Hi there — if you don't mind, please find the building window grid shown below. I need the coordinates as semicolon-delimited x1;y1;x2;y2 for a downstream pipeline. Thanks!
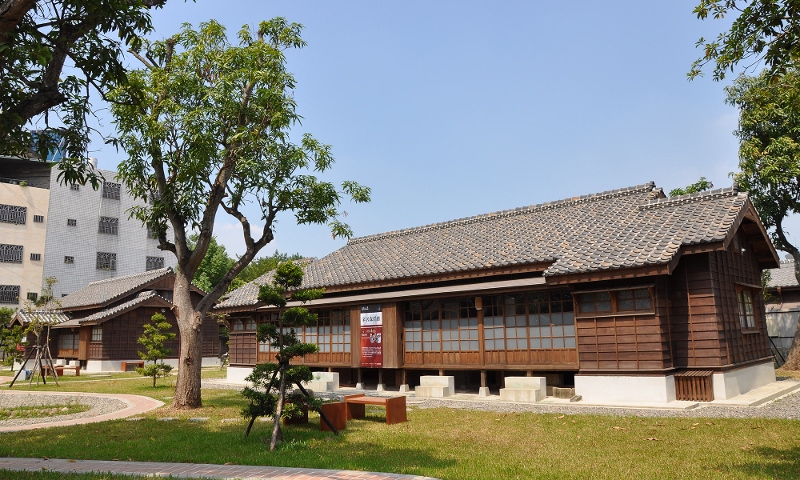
70;184;80;191
98;216;119;235
26;292;38;302
96;252;116;270
64;256;75;264
102;181;121;200
0;244;23;263
33;215;44;223
91;326;102;341
309;309;350;353
146;256;164;271
30;253;41;261
577;288;652;315
0;204;26;224
483;291;575;351
67;218;76;226
58;333;79;350
0;285;20;304
405;298;479;353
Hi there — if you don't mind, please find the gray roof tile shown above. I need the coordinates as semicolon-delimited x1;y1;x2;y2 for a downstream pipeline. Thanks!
77;290;171;324
768;260;798;288
58;268;174;310
219;183;765;308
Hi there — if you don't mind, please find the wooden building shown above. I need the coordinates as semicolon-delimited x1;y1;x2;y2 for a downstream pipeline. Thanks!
765;259;800;363
16;268;223;372
217;183;779;403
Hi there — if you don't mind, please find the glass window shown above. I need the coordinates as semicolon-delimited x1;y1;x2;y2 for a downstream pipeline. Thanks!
96;252;116;270
102;182;121;200
64;256;75;264
0;285;20;304
91;326;102;341
0;244;23;263
30;253;41;261
33;215;44;223
738;289;756;329
146;256;164;271
0;204;26;224
98;216;119;235
67;218;76;226
58;333;79;350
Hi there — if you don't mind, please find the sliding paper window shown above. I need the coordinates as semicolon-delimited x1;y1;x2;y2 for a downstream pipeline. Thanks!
484;291;575;351
405;298;479;352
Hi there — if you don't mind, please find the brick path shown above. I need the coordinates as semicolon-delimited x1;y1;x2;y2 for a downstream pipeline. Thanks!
0;457;438;479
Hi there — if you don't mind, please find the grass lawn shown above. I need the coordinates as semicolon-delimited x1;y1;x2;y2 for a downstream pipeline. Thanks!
0;368;798;479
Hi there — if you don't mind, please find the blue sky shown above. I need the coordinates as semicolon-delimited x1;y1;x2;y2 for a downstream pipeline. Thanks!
86;1;797;261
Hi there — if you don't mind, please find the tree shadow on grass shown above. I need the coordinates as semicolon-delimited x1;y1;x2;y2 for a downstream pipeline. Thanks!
730;446;800;478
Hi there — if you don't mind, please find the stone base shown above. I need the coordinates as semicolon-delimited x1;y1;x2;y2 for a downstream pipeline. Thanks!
553;387;575;399
415;375;454;397
712;361;776;400
499;388;545;403
304;372;340;392
575;374;676;404
398;384;410;393
355;382;364;390
478;386;490;397
376;383;385;392
226;366;254;383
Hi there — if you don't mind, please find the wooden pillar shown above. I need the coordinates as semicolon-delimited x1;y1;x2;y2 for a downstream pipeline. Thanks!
481;369;487;388
439;369;445;376
377;368;385;391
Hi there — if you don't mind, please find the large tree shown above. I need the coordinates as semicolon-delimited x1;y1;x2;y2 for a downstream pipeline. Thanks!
690;1;800;81
726;69;800;368
0;0;167;186
110;19;370;408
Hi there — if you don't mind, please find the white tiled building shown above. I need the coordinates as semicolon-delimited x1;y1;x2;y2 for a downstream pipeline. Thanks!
0;157;176;303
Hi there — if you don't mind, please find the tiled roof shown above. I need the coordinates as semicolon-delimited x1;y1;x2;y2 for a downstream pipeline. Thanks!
303;183;752;287
13;310;71;325
76;290;171;324
219;183;767;309
58;268;173;310
215;260;314;309
768;260;799;288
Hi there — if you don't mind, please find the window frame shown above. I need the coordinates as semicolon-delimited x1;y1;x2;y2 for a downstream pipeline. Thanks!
0;285;20;304
0;244;23;263
736;286;758;331
102;181;121;200
95;252;117;271
98;216;119;235
575;287;654;317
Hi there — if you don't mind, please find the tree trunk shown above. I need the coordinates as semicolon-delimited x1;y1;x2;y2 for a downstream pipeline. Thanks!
172;273;204;408
270;363;287;451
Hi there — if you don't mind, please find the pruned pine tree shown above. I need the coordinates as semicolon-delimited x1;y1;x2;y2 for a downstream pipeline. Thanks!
241;261;322;450
136;312;176;387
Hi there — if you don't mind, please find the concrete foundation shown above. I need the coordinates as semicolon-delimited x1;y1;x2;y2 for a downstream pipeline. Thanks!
712;361;776;400
574;374;677;404
303;372;339;392
227;366;254;383
499;376;546;403
415;375;454;397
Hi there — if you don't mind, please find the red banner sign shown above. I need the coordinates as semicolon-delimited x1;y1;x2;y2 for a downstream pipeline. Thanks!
360;305;382;367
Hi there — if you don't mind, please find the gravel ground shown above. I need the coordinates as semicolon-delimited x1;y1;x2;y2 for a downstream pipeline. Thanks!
0;393;128;428
204;378;800;421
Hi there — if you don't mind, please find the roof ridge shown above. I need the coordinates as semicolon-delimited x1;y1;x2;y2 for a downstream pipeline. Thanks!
638;186;742;210
348;182;656;245
84;267;173;287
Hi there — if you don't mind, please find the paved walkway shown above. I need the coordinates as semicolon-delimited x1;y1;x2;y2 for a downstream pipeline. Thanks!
0;390;164;432
0;457;438;479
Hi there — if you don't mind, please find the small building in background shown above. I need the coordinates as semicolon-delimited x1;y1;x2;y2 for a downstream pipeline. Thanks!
15;268;224;372
765;259;800;363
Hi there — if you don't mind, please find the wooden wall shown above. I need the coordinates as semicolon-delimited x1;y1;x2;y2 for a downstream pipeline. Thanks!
668;237;771;369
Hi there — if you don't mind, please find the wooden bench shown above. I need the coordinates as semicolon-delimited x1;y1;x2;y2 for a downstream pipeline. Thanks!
344;394;407;425
42;365;80;376
121;361;144;372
